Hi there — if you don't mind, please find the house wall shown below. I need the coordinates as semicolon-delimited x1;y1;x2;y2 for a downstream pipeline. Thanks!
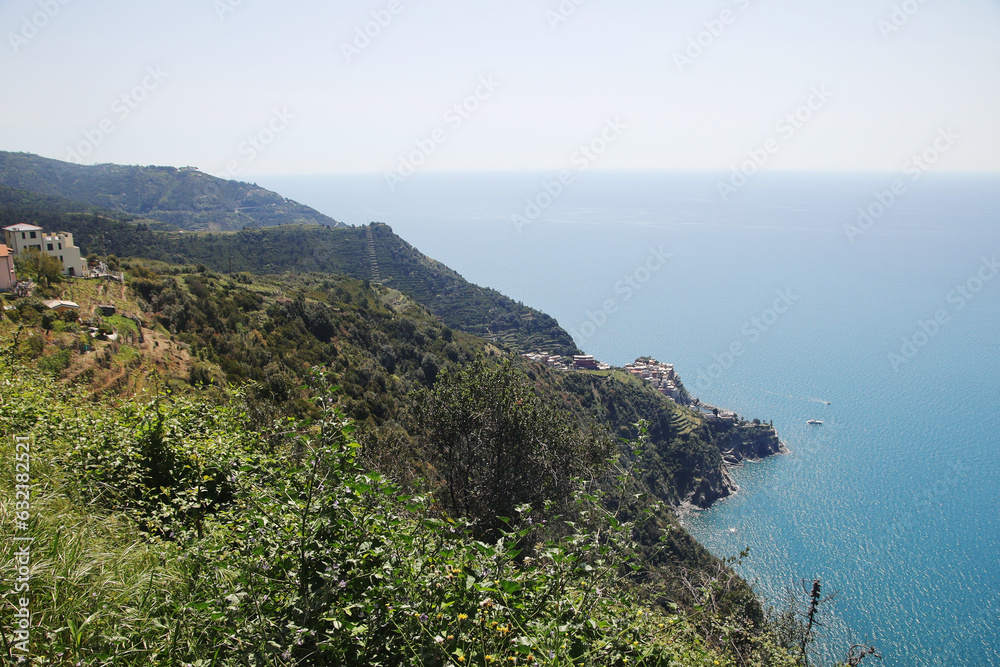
42;232;87;277
3;227;43;257
0;248;15;291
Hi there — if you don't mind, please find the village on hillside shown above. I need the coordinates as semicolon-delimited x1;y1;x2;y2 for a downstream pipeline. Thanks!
521;351;745;424
0;222;170;386
522;352;689;402
0;222;124;303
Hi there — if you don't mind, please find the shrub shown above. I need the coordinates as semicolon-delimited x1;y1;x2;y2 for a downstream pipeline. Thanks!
37;348;71;374
417;357;614;541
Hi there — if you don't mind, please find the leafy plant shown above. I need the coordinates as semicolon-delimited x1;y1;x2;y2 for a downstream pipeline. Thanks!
417;357;614;542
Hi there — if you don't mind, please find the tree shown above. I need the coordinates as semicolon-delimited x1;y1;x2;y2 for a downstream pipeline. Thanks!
14;247;63;287
417;356;614;540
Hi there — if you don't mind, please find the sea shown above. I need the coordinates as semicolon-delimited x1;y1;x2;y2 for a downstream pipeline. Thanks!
258;169;1000;667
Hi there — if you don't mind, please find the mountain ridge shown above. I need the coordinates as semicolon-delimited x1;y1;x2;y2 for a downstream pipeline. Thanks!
0;151;347;231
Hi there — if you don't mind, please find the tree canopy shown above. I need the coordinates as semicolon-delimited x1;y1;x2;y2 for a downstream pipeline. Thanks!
418;357;614;540
14;247;63;286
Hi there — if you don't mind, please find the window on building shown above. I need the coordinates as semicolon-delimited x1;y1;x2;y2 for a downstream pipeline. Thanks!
29;231;36;239
47;244;54;251
58;243;62;250
20;232;25;240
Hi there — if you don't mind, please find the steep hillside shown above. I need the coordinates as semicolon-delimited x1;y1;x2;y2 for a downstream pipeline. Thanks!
6;258;778;518
0;361;808;666
4;202;578;355
0;151;345;231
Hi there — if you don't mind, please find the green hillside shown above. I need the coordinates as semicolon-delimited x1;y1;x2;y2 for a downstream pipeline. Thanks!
0;193;579;355
0;259;818;665
0;151;345;231
0;361;809;666
0;157;867;665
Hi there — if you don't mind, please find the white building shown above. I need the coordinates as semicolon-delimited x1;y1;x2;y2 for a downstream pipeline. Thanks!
2;224;87;277
41;232;87;277
3;223;43;255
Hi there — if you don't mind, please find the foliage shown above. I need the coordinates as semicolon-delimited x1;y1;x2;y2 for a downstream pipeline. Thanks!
15;215;578;355
417;357;615;541
0;152;344;231
36;348;72;374
14;247;63;287
123;264;481;428
0;363;806;667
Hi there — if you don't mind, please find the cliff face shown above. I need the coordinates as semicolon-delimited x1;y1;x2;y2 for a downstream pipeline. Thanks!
524;366;786;511
678;420;785;509
708;419;786;465
678;420;785;507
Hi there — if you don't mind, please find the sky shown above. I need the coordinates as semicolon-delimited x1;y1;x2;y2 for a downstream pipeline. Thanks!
2;0;999;178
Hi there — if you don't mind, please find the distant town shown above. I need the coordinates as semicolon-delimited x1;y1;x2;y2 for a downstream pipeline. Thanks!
522;352;684;400
522;352;743;423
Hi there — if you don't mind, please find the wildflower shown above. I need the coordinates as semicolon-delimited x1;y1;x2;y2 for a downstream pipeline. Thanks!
420;614;429;623
458;613;469;621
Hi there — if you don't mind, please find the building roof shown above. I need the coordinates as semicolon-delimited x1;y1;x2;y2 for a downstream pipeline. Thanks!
0;245;9;258
3;223;43;232
41;300;80;310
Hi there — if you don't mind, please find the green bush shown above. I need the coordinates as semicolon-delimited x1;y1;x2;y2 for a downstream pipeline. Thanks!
37;348;71;374
417;357;614;542
0;363;817;665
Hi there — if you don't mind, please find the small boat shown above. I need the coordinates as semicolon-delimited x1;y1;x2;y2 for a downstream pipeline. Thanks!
807;419;823;425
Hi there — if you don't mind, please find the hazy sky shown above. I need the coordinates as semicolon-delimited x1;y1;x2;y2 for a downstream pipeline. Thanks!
3;0;999;178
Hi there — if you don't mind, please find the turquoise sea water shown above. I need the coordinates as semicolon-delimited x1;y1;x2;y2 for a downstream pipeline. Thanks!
260;170;1000;666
